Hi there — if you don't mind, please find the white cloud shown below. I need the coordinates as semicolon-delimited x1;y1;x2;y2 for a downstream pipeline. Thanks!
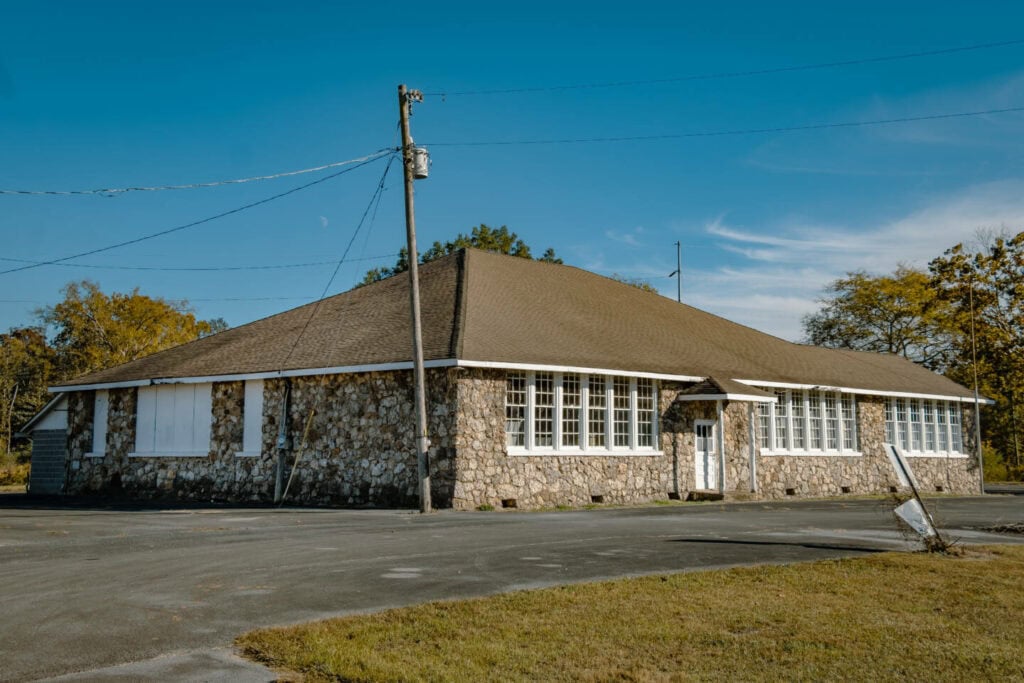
319;216;329;228
603;225;645;247
685;180;1024;340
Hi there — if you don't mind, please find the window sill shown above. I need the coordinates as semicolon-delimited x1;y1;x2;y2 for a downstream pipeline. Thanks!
84;452;105;458
234;451;262;458
760;449;862;457
508;448;663;457
128;451;210;458
903;451;968;458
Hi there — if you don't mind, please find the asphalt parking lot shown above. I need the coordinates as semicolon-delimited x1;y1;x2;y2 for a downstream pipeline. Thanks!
1;494;1021;682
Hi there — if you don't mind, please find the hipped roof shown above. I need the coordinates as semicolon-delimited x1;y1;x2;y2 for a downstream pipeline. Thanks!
54;248;975;399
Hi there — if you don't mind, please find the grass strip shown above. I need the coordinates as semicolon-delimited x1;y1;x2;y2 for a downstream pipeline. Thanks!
238;545;1024;682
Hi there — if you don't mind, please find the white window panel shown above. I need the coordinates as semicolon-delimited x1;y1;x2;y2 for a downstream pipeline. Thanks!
133;383;213;457
87;390;109;457
237;379;265;456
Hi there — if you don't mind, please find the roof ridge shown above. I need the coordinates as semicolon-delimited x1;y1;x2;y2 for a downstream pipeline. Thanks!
449;249;469;358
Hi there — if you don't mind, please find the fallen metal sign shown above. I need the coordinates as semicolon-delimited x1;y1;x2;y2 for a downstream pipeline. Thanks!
884;443;947;550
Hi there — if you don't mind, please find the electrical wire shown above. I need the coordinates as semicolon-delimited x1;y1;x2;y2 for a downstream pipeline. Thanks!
0;153;394;277
0;148;396;196
0;253;398;272
425;38;1024;96
278;154;397;369
424;105;1024;146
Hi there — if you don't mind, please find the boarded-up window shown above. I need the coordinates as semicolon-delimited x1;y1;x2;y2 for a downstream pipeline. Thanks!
134;384;213;456
240;380;264;456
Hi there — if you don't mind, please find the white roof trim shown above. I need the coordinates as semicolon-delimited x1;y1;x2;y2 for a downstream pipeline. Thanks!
454;360;705;382
733;378;993;405
50;359;461;393
47;361;985;405
676;393;776;403
17;395;66;434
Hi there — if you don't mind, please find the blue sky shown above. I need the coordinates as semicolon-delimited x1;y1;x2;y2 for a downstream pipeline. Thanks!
2;1;1023;341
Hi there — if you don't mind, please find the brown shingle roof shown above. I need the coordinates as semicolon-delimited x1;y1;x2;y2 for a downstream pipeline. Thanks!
55;247;974;399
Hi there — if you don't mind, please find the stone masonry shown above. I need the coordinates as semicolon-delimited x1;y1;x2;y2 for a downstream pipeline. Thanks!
61;367;980;508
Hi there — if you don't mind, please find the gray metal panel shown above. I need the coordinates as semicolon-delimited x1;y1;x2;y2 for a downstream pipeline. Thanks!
29;429;66;495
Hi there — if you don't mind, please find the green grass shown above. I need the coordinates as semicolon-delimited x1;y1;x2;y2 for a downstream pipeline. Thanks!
238;545;1024;682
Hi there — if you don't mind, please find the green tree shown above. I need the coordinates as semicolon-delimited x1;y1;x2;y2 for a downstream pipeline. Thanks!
801;267;955;371
38;280;217;379
360;224;562;285
1;327;55;456
609;274;660;294
930;232;1024;472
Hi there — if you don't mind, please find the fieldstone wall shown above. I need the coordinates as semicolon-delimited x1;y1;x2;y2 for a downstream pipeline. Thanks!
58;367;981;507
249;370;457;507
753;396;979;498
450;370;679;509
61;370;458;506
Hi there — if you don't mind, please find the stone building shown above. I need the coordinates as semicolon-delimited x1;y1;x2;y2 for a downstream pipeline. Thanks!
24;248;985;507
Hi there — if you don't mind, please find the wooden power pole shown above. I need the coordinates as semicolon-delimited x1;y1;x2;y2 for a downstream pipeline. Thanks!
398;84;431;513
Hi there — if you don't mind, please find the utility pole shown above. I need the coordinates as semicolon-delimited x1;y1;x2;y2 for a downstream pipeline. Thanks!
668;241;682;302
969;280;984;495
398;84;431;513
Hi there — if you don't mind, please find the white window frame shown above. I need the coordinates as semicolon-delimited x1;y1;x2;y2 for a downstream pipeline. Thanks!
757;388;860;456
85;389;108;458
236;379;264;457
885;398;967;458
506;371;660;456
130;383;213;458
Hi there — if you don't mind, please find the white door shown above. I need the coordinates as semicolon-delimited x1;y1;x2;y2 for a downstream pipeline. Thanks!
695;421;717;490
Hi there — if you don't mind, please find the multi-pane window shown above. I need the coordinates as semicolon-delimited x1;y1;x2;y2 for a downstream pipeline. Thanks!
505;372;527;447
588;376;606;448
824;394;839;450
613;377;631;447
949;404;963;452
923;401;936;452
773;390;789;450
936;405;949;451
757;402;771;448
896;399;909;452
505;372;659;453
808;390;823;450
884;400;895;444
909;401;922;451
637;378;655;448
534;373;554;447
884;398;964;455
791;393;806;450
561;374;581;448
757;388;858;455
840;395;856;451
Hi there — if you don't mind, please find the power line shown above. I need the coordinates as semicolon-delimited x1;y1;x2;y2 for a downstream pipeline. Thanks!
425;38;1024;96
0;152;396;277
279;154;397;369
0;253;399;272
0;148;397;196
424;105;1024;146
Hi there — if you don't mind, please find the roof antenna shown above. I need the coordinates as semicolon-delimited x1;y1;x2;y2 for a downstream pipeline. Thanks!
668;241;682;302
